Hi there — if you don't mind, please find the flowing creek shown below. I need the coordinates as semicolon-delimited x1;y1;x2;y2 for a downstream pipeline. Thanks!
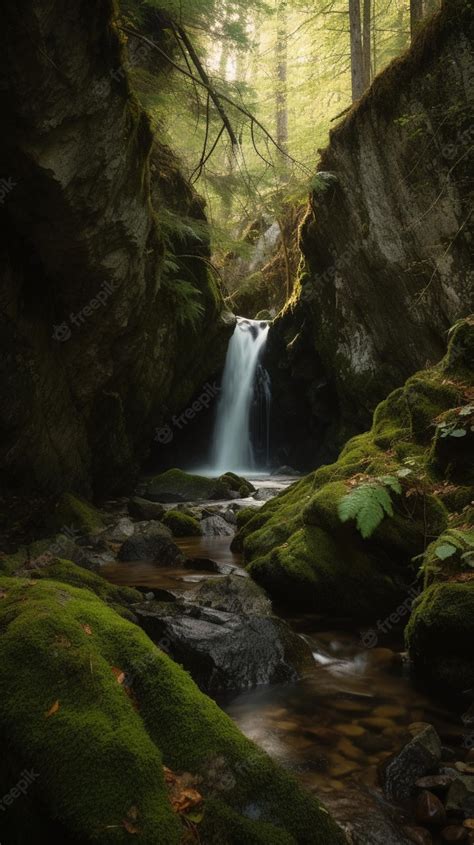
104;478;466;843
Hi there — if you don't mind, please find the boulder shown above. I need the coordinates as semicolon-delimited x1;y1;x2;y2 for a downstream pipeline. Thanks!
134;575;313;691
140;469;254;504
128;497;166;521
381;726;442;802
162;510;202;537
201;514;235;537
118;522;184;565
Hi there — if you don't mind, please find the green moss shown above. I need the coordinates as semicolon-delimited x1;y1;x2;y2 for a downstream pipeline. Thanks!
162;510;202;537
406;581;474;694
143;469;252;503
0;578;344;844
48;493;105;537
236;320;473;630
32;559;141;607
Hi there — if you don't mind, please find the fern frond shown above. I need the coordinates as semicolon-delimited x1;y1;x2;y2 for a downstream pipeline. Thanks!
338;477;399;539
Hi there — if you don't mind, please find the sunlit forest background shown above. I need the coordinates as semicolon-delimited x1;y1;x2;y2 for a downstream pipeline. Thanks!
120;0;440;272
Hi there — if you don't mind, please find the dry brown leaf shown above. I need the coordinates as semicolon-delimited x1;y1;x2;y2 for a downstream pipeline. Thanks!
122;818;140;834
171;788;203;814
0;589;7;599
81;623;93;635
127;806;139;821
111;666;126;685
45;699;60;718
54;634;72;649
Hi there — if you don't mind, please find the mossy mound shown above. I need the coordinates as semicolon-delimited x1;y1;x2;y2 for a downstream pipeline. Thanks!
237;320;473;624
141;469;254;503
48;493;105;537
162;510;202;537
0;578;344;844
405;581;474;695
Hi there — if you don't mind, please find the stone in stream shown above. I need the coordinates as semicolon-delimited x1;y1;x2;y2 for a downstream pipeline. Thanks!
415;790;447;826
117;521;184;565
127;497;166;521
416;774;458;792
323;787;415;845
380;725;442;802
101;516;135;543
200;514;235;537
133;575;313;691
441;826;468;842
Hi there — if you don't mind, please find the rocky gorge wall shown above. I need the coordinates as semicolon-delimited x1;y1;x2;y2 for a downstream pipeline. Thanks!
0;0;229;498
266;0;474;470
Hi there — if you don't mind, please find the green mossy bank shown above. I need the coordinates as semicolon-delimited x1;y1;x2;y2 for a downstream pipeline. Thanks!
236;319;474;691
0;575;344;844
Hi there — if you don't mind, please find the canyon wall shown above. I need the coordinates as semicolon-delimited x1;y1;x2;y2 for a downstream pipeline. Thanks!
0;0;229;496
266;0;473;469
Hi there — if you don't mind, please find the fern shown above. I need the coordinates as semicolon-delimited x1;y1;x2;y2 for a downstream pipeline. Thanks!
338;476;401;539
162;277;205;332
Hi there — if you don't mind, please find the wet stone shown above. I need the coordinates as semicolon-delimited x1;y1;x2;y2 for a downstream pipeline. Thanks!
441;826;468;842
403;827;433;845
415;790;447;826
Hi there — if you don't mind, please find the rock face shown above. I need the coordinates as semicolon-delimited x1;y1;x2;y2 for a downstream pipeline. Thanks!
265;0;474;469
0;0;229;497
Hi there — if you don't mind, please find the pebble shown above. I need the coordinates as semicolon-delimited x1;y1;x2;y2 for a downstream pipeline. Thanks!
373;705;406;719
441;826;468;842
331;698;369;713
455;762;474;775
360;716;394;731
334;723;365;738
365;647;400;668
303;726;338;745
403;826;433;845
336;737;364;761
464;821;474;830
416;790;447;826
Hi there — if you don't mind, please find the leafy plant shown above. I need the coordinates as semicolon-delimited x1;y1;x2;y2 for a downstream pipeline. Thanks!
338;475;402;539
162;276;205;331
437;403;474;439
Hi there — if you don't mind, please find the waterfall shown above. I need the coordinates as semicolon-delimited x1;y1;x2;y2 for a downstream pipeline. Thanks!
210;317;271;474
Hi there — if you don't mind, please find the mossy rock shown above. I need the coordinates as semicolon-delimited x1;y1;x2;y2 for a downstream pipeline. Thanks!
0;578;344;844
162;510;202;537
141;469;253;504
405;581;474;695
237;319;473;626
48;493;105;537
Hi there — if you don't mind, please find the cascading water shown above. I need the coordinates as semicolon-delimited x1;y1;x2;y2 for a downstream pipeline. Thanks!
210;317;271;474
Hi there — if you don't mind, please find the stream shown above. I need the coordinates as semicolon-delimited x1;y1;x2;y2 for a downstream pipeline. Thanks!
104;476;466;844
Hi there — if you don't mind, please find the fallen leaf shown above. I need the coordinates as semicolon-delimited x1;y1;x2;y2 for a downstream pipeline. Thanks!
111;666;126;685
81;623;92;635
45;699;60;718
171;788;203;814
127;806;139;822
122;818;140;834
54;634;72;648
0;589;7;599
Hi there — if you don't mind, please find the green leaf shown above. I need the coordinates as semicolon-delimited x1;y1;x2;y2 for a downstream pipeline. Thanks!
338;481;394;539
450;429;467;437
434;543;457;560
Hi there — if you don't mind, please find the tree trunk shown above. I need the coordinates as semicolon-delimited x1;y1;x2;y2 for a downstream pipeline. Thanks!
362;0;372;89
410;0;424;40
275;0;289;157
349;0;365;101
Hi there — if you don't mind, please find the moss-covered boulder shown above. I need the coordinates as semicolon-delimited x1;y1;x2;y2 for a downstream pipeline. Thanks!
0;577;344;844
47;493;105;537
406;581;474;695
162;510;202;537
237;320;473;625
141;469;254;503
